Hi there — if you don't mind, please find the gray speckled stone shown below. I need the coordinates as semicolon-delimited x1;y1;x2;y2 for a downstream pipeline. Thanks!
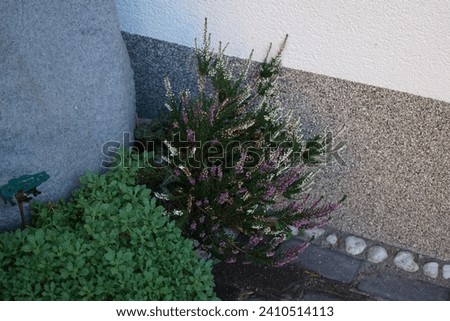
0;0;135;230
394;251;419;272
357;273;450;301
423;262;439;278
345;236;367;255
292;242;363;284
367;245;388;263
443;265;450;279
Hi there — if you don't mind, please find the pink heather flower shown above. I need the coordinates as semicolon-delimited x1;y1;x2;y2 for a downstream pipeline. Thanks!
263;185;277;200
195;200;202;207
188;177;196;186
271;147;282;161
219;241;226;247
234;149;248;174
259;161;274;173
266;250;275;257
270;235;286;247
203;198;209;206
210;165;217;177
290;195;310;212
190;222;197;230
181;91;189;108
212;224;219;231
232;249;239;255
292;219;309;229
173;168;181;176
305;219;329;230
173;121;179;129
199;232;206;239
307;203;338;220
238;187;247;194
225;257;236;264
243;261;252;265
310;196;324;209
199;215;205;223
248;235;262;247
217;166;223;179
199;168;209;181
209;104;217;125
276;166;304;193
273;243;309;267
193;107;201;123
186;128;195;143
181;110;188;124
246;172;252;179
217;192;229;205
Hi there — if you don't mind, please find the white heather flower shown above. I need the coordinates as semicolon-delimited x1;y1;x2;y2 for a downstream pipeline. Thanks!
164;77;174;99
246;204;258;215
224;119;255;137
172;210;183;216
154;192;169;201
224;228;238;239
242;191;251;201
276;166;290;176
164;102;173;112
189;146;197;157
163;140;178;156
269;230;285;236
177;164;193;178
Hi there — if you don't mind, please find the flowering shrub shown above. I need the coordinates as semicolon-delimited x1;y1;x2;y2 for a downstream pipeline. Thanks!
136;20;345;266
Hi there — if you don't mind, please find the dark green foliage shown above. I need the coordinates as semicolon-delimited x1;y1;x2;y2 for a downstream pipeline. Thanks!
0;165;217;300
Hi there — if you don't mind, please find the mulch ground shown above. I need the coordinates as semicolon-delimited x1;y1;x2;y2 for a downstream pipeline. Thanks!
213;262;372;301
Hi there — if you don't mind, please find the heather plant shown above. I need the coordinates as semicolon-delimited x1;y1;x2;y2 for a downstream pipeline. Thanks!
135;20;345;266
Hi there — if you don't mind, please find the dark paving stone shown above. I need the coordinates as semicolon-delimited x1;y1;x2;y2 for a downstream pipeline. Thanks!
357;273;450;301
290;242;363;284
301;292;342;301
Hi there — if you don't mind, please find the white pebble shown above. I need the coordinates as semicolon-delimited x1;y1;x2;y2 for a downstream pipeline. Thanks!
423;262;439;278
345;236;367;255
288;225;299;236
443;265;450;279
304;227;325;239
326;234;338;245
394;251;419;272
367;246;388;263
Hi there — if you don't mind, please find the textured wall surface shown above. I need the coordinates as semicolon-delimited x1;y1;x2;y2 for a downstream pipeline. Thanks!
115;0;450;103
122;32;199;119
0;0;135;230
123;33;450;260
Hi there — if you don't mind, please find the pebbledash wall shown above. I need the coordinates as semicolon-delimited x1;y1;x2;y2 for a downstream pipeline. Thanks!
114;0;450;260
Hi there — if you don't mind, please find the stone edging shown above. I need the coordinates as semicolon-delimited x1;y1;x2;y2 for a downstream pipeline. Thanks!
292;226;450;284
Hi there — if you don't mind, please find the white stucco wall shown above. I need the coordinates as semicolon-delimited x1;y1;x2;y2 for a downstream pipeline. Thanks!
115;0;450;103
